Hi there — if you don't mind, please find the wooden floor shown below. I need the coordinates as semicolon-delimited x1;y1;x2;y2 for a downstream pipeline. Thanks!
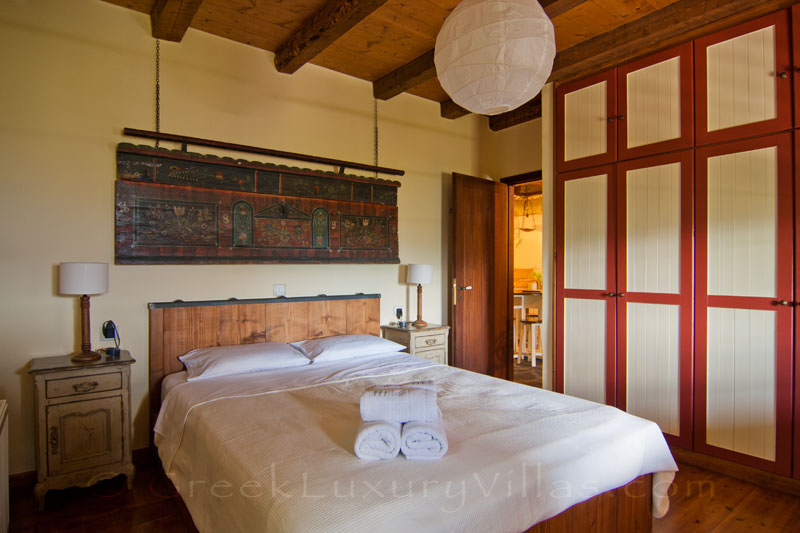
10;459;800;531
513;357;543;388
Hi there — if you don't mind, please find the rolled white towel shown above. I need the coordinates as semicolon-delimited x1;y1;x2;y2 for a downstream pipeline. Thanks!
401;418;448;460
354;420;402;460
360;382;439;423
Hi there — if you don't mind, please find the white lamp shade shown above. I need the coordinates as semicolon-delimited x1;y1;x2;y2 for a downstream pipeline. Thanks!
434;0;556;115
407;264;433;285
59;262;109;295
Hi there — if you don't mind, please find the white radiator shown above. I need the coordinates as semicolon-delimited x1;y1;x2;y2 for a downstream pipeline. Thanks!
0;400;7;533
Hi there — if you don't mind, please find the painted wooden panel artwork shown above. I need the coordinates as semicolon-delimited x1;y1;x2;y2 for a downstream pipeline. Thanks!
115;144;400;264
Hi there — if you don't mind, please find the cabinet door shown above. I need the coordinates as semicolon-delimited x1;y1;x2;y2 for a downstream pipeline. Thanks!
555;165;616;405
617;43;693;161
695;133;793;475
556;70;617;172
695;11;791;146
46;396;123;476
615;151;693;450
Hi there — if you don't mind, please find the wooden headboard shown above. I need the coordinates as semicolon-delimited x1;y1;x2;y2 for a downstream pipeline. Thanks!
148;293;380;430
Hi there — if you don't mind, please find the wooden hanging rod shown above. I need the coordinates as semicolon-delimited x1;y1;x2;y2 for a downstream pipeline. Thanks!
122;128;405;176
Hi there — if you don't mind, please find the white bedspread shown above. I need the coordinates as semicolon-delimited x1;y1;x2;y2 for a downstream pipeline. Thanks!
155;353;677;533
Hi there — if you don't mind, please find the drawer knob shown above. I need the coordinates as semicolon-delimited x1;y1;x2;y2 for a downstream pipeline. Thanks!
73;381;99;393
50;426;59;455
425;338;437;345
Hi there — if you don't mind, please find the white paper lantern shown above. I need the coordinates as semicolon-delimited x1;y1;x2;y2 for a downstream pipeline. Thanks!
435;0;556;115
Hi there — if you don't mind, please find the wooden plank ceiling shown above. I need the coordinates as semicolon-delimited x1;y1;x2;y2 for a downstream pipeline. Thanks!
103;0;797;130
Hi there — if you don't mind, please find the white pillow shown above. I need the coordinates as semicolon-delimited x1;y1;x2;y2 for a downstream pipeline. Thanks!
179;342;309;381
290;334;406;363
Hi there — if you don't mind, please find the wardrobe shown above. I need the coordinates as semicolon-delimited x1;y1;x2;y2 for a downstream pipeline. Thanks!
555;7;797;476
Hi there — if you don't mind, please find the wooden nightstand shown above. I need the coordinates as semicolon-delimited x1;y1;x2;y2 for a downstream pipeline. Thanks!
29;351;135;510
381;324;450;365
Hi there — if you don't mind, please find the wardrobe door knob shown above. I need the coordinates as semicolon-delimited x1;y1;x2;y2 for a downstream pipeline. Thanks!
605;292;616;298
618;293;626;298
777;300;792;306
778;72;788;79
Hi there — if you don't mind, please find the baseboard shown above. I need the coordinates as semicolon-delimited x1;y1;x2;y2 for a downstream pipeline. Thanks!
9;470;35;490
10;447;157;491
671;446;800;497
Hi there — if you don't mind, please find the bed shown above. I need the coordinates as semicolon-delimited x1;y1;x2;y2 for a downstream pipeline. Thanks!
149;294;677;532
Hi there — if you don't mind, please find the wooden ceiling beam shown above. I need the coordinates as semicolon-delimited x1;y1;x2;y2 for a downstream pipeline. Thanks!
150;0;204;42
373;50;436;100
488;95;542;131
540;0;589;19
274;0;391;74
440;99;470;120
550;0;797;85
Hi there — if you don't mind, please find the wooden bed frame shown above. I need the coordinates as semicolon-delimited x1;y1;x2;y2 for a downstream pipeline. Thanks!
148;293;653;532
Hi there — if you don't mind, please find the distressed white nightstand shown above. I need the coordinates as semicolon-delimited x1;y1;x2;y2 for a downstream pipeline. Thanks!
29;351;135;510
381;324;450;365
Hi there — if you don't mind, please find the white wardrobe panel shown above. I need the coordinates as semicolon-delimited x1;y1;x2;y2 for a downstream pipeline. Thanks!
707;147;777;297
626;163;681;294
706;307;776;461
564;174;607;290
706;25;776;132
627;303;680;436
563;81;608;162
564;298;606;404
627;56;681;148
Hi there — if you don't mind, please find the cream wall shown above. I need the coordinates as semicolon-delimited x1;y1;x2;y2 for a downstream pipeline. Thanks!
479;119;542;179
0;0;482;474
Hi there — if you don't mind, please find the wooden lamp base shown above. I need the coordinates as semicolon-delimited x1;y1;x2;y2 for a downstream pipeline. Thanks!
411;283;427;328
71;294;101;363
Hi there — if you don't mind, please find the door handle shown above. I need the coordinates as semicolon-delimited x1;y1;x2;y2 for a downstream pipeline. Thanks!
605;292;616;297
459;286;473;290
777;300;793;306
617;293;626;298
778;71;788;79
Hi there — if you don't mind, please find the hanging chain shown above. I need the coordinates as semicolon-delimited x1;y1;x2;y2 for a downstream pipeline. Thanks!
155;39;161;148
373;99;379;179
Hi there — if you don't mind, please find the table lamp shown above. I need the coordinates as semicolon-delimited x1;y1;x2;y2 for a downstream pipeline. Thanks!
407;264;433;328
59;262;108;362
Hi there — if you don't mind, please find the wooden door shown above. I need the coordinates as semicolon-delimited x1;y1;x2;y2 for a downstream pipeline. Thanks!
695;10;791;146
695;133;793;475
617;42;693;162
451;173;512;378
556;70;617;173
555;165;617;405
793;5;800;128
615;151;693;449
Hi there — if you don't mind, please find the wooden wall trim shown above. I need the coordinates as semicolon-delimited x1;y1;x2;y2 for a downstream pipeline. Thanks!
148;293;380;309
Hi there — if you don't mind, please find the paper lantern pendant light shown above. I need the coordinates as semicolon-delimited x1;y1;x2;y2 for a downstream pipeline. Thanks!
434;0;556;116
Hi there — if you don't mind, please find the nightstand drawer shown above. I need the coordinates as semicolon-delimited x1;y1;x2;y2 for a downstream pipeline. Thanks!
416;348;446;364
46;372;121;399
414;333;446;350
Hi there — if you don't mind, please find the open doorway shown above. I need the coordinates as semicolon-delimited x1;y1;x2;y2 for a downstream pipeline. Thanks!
510;180;543;387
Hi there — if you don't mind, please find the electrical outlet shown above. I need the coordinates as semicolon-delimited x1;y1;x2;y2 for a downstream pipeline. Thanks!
273;284;286;297
101;320;116;340
393;306;404;320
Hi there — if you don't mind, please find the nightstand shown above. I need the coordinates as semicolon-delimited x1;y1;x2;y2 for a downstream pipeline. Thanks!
29;351;135;510
381;324;450;365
